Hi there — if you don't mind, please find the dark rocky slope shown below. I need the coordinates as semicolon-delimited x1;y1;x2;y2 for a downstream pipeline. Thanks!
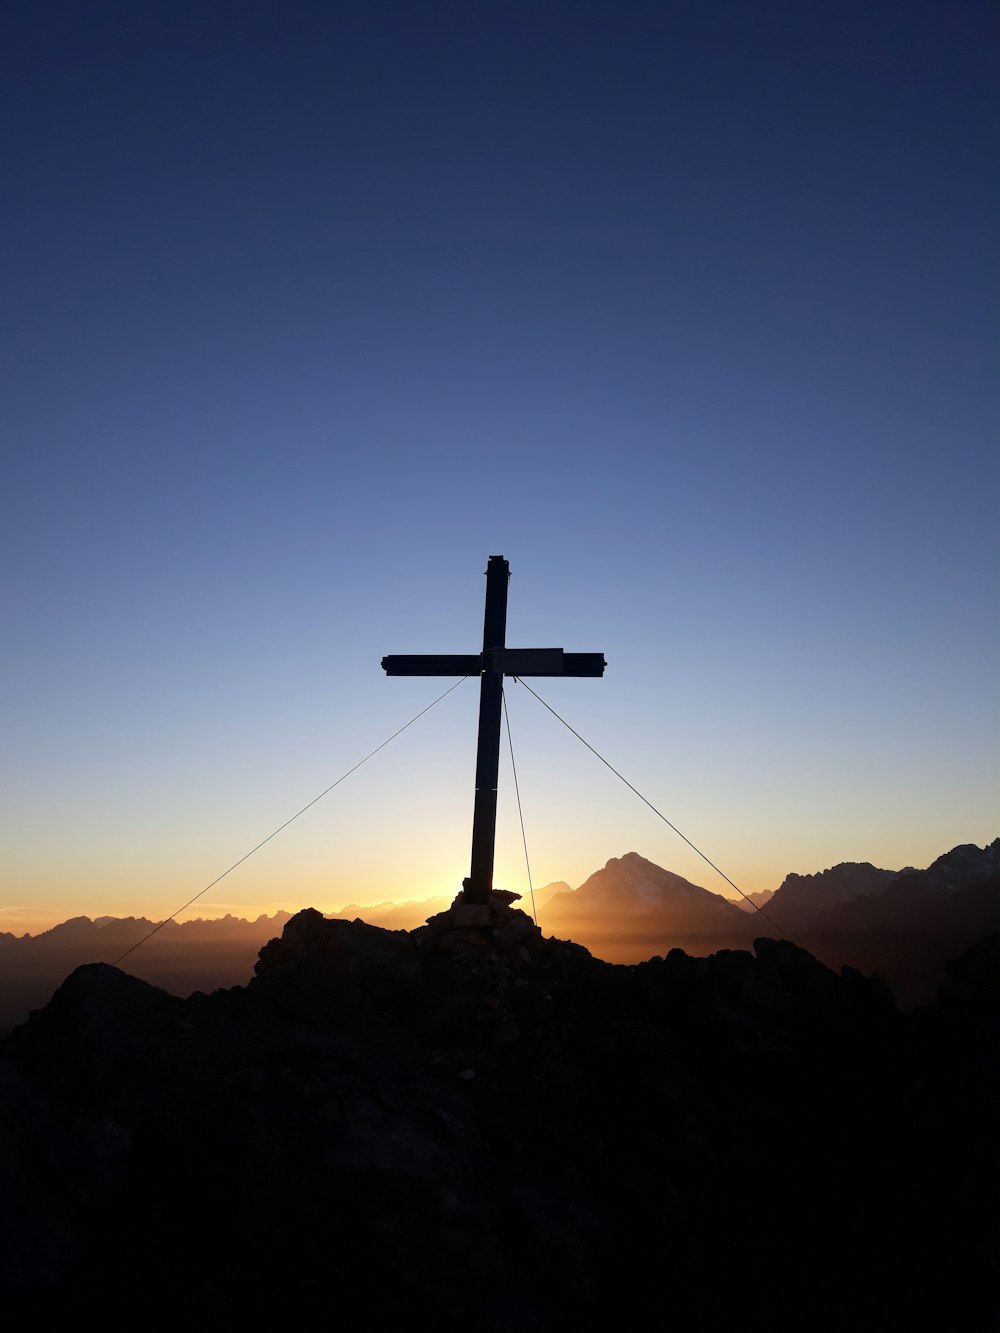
2;894;997;1329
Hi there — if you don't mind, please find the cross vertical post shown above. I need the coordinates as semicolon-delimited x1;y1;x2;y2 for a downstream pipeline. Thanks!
467;555;509;904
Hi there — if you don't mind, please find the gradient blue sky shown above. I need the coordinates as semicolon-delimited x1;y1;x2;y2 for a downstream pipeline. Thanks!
3;1;997;932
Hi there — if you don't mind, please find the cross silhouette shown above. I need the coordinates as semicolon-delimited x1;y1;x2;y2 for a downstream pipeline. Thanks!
382;556;606;905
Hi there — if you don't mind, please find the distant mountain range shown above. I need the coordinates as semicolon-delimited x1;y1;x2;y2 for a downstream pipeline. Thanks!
531;841;1000;1005
0;912;290;1035
785;840;1000;1004
2;838;996;1028
733;888;775;912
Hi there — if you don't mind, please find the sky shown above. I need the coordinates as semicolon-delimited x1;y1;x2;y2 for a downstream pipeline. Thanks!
2;0;997;935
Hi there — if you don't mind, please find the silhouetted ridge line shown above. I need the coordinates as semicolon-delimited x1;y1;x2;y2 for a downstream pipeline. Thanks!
512;676;787;937
502;684;537;923
113;678;471;967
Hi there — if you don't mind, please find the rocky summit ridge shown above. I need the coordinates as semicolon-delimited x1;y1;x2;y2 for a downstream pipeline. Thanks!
4;840;997;1032
2;890;999;1329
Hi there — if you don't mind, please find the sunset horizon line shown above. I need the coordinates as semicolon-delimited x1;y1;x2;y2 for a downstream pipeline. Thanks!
6;834;996;939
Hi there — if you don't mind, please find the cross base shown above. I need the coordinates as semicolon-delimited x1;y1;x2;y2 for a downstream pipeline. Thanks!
451;903;491;927
449;881;523;926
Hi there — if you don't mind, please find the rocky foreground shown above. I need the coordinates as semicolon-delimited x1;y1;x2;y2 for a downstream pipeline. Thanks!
2;893;998;1328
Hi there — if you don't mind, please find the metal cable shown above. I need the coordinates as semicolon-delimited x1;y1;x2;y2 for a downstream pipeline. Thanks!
502;683;537;924
512;677;787;937
113;676;471;966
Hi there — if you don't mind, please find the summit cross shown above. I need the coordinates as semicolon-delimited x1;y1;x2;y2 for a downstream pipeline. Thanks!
382;555;606;906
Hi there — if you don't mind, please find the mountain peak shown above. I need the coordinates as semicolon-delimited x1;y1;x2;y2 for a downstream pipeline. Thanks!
533;851;757;963
923;839;1000;891
769;861;900;924
605;851;650;871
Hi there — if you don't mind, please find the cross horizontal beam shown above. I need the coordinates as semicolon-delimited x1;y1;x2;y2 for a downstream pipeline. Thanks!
381;649;606;677
381;654;481;676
